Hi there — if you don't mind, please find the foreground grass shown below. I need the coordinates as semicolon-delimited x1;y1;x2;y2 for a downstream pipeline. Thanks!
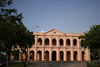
87;62;100;67
9;62;29;67
8;61;36;67
9;63;24;67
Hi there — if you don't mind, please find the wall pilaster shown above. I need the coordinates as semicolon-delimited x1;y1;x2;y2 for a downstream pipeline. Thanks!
42;36;44;47
35;36;38;47
77;38;80;47
57;36;59;47
50;36;52;47
64;37;66;47
71;37;73;47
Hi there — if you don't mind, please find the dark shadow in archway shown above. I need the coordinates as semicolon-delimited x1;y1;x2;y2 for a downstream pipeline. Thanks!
82;51;85;61
59;51;63;61
67;51;70;61
52;51;56;61
44;51;49;61
30;51;34;61
74;51;77;61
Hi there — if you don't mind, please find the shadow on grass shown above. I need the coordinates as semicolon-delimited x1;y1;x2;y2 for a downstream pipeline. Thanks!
9;61;36;67
87;62;100;67
9;62;24;67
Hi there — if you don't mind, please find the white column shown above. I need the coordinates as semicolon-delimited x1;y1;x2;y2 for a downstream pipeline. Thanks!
42;36;44;47
34;50;37;61
64;37;66;47
57;50;59;61
49;50;52;61
79;39;81;47
57;36;59;47
71;50;74;61
42;50;44;61
77;38;80;47
71;37;73;47
64;50;66;61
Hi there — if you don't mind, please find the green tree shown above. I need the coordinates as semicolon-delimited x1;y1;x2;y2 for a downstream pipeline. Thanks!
0;0;34;66
78;25;100;59
18;30;34;66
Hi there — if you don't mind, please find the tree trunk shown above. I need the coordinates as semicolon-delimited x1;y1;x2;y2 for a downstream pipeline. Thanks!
6;53;9;66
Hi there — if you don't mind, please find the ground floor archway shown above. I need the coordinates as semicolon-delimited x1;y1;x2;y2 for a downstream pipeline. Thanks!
52;51;56;61
44;51;49;61
67;51;70;61
82;51;85;61
59;51;63;61
30;51;34;61
37;51;42;61
74;51;77;61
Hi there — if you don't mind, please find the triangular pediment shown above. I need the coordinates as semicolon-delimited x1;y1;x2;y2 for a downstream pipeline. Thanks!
44;29;65;35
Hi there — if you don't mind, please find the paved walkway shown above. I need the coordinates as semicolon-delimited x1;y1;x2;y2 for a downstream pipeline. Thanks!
29;61;87;67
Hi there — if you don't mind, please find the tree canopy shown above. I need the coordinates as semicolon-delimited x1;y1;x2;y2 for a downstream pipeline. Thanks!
0;0;34;66
78;25;100;59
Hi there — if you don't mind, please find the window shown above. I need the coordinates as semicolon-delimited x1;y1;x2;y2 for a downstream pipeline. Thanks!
53;32;56;34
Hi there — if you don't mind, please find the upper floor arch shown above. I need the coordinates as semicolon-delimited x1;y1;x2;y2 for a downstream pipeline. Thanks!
52;38;56;45
66;39;70;46
38;38;42;45
45;38;49;45
73;39;77;46
59;39;63;46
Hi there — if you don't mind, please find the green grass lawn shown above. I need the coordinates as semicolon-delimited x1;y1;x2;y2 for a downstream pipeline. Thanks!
87;62;100;67
9;63;24;67
9;62;29;67
8;61;35;67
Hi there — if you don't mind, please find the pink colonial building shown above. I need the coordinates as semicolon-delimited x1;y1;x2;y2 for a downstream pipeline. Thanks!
11;29;90;61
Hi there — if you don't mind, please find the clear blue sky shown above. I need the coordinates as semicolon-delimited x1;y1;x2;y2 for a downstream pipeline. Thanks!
10;0;100;33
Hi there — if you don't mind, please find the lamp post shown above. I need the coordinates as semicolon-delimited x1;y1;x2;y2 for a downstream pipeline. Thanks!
27;26;39;61
31;26;39;31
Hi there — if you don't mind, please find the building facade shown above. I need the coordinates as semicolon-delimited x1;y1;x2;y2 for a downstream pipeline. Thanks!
11;29;90;61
